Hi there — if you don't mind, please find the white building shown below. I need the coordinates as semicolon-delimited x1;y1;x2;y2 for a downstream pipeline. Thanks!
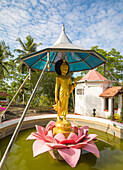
75;70;123;118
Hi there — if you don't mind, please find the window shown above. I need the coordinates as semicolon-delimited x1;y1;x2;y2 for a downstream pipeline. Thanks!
77;89;84;95
104;98;108;111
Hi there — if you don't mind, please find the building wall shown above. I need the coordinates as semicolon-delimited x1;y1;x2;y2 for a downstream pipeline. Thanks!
86;83;103;116
75;81;112;118
75;83;86;115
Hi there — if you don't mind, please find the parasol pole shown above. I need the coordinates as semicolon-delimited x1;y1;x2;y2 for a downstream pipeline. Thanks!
65;54;75;114
0;74;29;122
105;69;123;87
29;68;31;81
72;91;75;113
0;61;49;170
104;63;106;77
47;52;50;71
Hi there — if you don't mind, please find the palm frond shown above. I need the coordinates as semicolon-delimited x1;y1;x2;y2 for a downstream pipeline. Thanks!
30;43;42;52
2;64;9;74
16;38;27;51
14;49;26;54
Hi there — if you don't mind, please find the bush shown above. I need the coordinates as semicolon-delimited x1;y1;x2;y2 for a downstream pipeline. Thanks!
0;101;7;106
0;96;6;100
107;115;114;120
113;113;122;123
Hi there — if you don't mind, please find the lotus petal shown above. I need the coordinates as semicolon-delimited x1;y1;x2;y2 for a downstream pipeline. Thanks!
58;148;81;168
54;133;66;142
75;134;86;143
47;129;53;137
60;139;75;144
45;135;57;143
83;127;89;136
33;140;52;157
31;132;44;140
26;134;37;140
46;143;67;149
69;142;87;149
71;123;78;134
78;126;89;137
82;141;100;158
46;121;55;131
67;132;78;141
84;134;98;143
35;125;46;136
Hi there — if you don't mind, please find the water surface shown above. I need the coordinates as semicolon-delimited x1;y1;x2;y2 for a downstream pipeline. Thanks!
0;128;123;170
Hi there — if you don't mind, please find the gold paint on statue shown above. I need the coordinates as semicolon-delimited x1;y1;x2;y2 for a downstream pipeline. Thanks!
53;59;77;137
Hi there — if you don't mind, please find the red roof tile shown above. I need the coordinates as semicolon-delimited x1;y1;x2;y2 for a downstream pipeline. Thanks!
0;91;10;97
80;69;108;81
99;86;123;97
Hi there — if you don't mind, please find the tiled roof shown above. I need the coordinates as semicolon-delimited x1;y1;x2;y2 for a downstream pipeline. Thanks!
80;69;108;81
0;91;10;97
99;86;123;97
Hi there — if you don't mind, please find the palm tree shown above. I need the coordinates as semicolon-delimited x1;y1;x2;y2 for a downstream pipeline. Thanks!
14;35;42;73
0;41;13;79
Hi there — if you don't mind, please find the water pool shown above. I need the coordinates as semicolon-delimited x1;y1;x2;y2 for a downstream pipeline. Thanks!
0;128;123;170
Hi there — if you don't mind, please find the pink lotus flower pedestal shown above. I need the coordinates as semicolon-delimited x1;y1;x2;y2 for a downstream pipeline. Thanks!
27;121;100;168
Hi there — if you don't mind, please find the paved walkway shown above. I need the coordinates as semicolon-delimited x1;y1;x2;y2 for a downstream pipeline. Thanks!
3;106;57;121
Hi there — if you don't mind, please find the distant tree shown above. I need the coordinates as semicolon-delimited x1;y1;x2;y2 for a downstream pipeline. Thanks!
0;41;14;79
75;75;83;81
0;79;7;91
7;74;29;104
14;35;42;73
91;46;123;83
39;72;56;104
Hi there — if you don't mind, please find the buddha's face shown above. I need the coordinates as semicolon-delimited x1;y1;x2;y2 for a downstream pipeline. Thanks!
60;64;68;75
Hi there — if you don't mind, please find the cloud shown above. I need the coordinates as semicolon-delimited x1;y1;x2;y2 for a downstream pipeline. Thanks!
0;0;122;56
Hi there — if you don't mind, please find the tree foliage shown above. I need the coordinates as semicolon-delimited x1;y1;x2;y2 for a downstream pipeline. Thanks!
14;35;42;73
31;72;56;105
39;72;56;103
91;46;123;82
0;41;14;79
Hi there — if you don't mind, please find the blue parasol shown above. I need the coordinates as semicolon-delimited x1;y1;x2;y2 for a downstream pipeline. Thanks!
21;25;107;72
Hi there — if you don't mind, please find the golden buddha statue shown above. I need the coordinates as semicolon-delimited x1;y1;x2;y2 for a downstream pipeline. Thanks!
53;59;77;136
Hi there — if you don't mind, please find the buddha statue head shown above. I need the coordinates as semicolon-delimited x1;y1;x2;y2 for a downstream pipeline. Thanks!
55;59;69;75
60;59;69;75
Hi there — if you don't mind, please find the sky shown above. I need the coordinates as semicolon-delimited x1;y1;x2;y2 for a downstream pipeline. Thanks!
0;0;123;77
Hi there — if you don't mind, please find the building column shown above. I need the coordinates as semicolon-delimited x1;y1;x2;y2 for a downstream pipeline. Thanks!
102;98;105;111
108;98;113;116
117;94;122;116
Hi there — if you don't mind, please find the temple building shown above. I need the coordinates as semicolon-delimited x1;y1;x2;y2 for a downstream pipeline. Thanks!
75;69;123;118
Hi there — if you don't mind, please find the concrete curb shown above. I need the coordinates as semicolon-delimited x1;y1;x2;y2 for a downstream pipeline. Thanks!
0;114;123;140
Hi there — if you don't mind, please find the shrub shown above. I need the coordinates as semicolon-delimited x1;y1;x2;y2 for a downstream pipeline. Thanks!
113;113;122;123
107;115;114;120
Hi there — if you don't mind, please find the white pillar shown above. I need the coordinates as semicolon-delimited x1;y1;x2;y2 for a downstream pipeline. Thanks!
102;98;105;111
108;98;113;116
75;87;77;114
117;94;122;116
